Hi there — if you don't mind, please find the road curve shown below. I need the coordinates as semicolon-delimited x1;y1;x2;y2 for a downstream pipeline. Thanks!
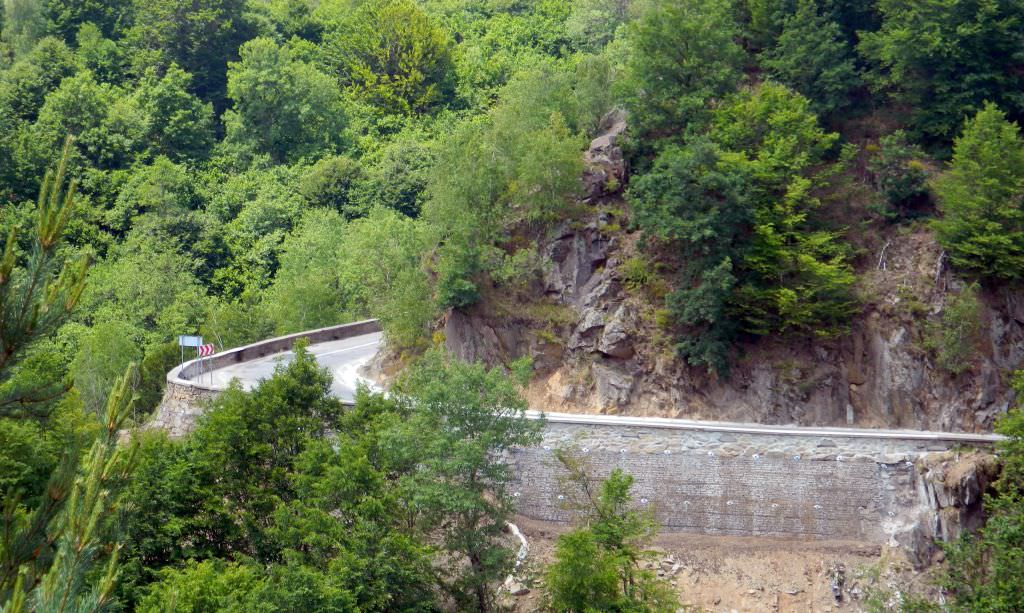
190;332;1003;445
195;331;384;403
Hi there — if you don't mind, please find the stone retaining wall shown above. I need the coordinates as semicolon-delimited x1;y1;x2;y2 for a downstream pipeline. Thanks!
149;381;219;437
150;319;996;550
508;421;932;544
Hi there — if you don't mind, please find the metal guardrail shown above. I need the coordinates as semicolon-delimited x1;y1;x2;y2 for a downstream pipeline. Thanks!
164;318;1003;444
167;319;382;391
528;411;1005;444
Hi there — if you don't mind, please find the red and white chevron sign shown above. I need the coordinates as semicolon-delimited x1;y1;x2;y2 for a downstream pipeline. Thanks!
197;344;215;357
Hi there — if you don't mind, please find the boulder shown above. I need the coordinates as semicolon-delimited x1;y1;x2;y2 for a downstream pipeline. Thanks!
543;225;610;300
599;303;634;359
582;109;628;202
569;307;605;351
443;310;503;366
593;362;634;409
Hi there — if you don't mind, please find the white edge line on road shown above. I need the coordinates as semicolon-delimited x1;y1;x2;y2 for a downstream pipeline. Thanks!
316;340;382;358
524;410;1004;443
187;335;1004;445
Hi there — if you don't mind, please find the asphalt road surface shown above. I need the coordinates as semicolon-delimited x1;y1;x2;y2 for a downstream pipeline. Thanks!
193;330;1002;444
198;331;383;402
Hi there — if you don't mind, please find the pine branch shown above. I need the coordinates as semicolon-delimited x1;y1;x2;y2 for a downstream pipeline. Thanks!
2;366;138;612
0;136;87;379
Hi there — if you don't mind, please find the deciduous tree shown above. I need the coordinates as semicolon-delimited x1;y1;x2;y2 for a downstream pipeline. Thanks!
392;350;543;611
859;0;1024;146
932;104;1024;280
323;0;455;115
223;37;347;163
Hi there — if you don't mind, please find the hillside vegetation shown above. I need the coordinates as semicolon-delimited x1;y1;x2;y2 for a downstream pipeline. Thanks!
2;0;1024;609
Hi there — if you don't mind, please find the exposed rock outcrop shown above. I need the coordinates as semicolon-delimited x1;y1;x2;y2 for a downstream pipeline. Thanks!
582;109;627;202
898;452;1000;568
444;211;1023;430
441;114;1023;431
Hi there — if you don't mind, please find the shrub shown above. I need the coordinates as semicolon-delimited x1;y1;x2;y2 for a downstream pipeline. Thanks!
868;130;930;217
926;283;984;376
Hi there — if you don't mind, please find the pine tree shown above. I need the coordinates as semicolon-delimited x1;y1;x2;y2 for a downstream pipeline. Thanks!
1;365;139;612
0;136;88;408
0;137;136;612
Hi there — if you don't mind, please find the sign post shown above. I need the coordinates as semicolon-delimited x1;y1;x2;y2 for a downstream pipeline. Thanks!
178;336;217;383
178;335;203;368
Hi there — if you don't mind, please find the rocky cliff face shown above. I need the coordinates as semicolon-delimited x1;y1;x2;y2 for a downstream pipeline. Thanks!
443;113;1024;432
901;451;1000;568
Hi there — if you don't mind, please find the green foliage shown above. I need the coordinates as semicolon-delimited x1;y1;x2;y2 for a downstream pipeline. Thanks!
74;23;124;83
925;283;983;375
444;3;570;110
629;140;746;372
424;62;586;309
43;0;132;40
545;463;678;612
323;0;455;115
392;350;543;611
136;341;179;415
619;256;655;294
32;70;130;168
349;129;434;218
630;83;856;372
938;382;1024;612
761;0;860;121
5;2;1024;609
200;296;275;350
546;530;621;610
0;419;56;502
709;83;856;338
932;104;1024;280
263;208;355;333
198;340;343;508
622;0;743;139
224;37;347;163
137;559;267;613
862;583;941;613
859;0;1024;146
0;37;78;121
106;156;195;235
130;66;214;163
336;208;432;349
124;0;252;104
2;0;47;56
78;231;206;341
70;318;141;414
868;130;930;217
120;345;537;611
0;138;87;395
298;155;363;218
2;364;139;611
742;0;793;49
213;165;308;296
435;253;481;310
246;0;320;42
565;0;631;51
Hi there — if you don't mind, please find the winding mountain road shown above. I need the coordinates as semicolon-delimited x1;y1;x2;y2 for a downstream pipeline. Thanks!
159;321;1003;547
197;331;384;402
189;328;1003;445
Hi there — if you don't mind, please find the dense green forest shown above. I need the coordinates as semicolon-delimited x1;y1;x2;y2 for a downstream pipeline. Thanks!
2;0;1024;609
